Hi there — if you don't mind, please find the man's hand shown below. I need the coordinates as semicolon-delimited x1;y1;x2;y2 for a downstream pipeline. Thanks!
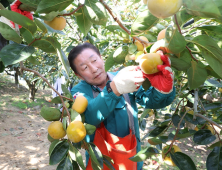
111;66;145;95
142;51;174;94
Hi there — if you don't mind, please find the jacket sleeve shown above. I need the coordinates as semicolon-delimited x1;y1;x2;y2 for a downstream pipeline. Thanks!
71;86;122;126
134;86;176;109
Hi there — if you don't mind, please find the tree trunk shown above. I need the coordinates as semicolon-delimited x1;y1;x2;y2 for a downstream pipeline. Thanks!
14;67;20;85
26;79;38;101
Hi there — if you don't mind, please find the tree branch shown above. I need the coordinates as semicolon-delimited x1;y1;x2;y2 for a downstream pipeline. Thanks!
99;0;152;46
4;70;14;76
20;66;71;123
60;4;84;16
28;37;42;46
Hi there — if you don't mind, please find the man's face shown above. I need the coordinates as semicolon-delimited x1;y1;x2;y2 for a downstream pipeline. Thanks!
74;48;107;87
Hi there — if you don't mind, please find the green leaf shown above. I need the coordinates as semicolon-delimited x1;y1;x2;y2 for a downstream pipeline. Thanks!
204;79;222;87
20;27;34;44
0;44;35;66
0;10;37;35
85;124;96;135
40;106;61;121
71;109;82;122
187;60;208;90
105;52;115;72
19;0;41;8
57;48;70;78
183;0;222;21
149;125;168;137
201;102;222;111
36;0;73;13
50;140;69;165
208;141;222;150
72;161;80;170
48;133;57;142
49;140;61;156
177;128;196;139
61;84;72;98
165;25;186;54
113;45;129;63
148;137;163;145
62;117;67;131
84;0;108;25
129;44;138;54
171;49;191;71
106;25;129;39
76;7;92;36
87;143;103;169
51;96;62;104
129;147;159;162
27;56;40;65
103;156;115;170
131;10;159;36
172;114;185;128
190;35;222;76
56;156;73;170
206;146;222;170
34;18;47;33
0;22;22;44
31;39;56;53
42;21;66;35
193;129;216;145
0;61;5;73
39;11;60;21
170;152;197;170
142;78;151;91
180;112;198;125
69;144;86;170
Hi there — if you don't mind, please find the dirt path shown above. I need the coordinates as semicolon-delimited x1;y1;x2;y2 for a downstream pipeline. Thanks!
0;78;217;170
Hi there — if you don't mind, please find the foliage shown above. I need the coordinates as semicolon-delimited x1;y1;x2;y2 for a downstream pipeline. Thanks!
0;0;222;169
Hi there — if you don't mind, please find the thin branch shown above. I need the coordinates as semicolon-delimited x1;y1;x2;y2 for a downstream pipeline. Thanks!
99;0;152;46
195;113;222;131
28;37;42;46
66;20;83;43
210;123;222;145
60;4;84;16
182;20;211;34
62;96;74;102
20;66;71;123
164;109;191;158
186;46;198;62
4;70;14;76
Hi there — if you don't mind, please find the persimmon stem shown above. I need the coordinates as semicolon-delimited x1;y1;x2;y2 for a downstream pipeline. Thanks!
60;4;84;16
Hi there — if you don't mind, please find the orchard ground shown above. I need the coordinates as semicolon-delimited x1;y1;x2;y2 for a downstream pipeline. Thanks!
0;73;216;170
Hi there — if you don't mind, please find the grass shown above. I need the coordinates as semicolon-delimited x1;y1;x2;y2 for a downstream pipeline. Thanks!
11;98;47;109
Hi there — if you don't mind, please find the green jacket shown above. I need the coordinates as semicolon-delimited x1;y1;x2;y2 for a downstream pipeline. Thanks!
71;72;176;169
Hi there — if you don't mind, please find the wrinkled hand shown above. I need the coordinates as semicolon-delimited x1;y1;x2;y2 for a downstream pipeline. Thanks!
112;66;145;94
10;0;33;28
142;51;174;94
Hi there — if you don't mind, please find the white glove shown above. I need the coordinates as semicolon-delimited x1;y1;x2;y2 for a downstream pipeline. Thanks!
112;66;145;94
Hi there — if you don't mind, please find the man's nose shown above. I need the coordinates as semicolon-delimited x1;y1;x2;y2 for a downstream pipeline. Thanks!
90;64;98;73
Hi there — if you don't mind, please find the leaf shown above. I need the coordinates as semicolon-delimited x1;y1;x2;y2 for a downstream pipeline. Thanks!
36;0;73;13
50;140;69;165
149;125;168;137
42;21;66;35
105;52;115;72
187;60;208;90
165;25;186;54
0;61;5;73
129;147;159;162
71;109;82;122
170;152;197;170
76;7;92;36
48;133;57;142
206;146;222;170
103;156;115;170
0;10;37;35
61;84;72;98
34;18;47;34
72;161;80;170
129;44;138;54
84;0;108;25
171;49;192;71
27;56;40;65
172;114;185;128
20;27;34;44
0;44;35;66
31;39;56;53
113;45;129;63
180;112;198;125
204;78;222;87
49;140;61;156
148;137;163;145
62;117;67;131
193;129;216;145
177;128;196;139
208;141;222;150
39;11;60;21
69;144;86;170
51;96;62;104
85;124;96;135
190;35;222;76
106;25;129;39
40;106;61;121
183;0;222;21
57;48;70;78
56;156;73;170
19;0;41;8
0;22;22;44
87;143;103;169
201;102;222;111
131;10;159;36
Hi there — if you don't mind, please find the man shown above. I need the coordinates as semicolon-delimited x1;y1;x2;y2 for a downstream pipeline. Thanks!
68;43;175;170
